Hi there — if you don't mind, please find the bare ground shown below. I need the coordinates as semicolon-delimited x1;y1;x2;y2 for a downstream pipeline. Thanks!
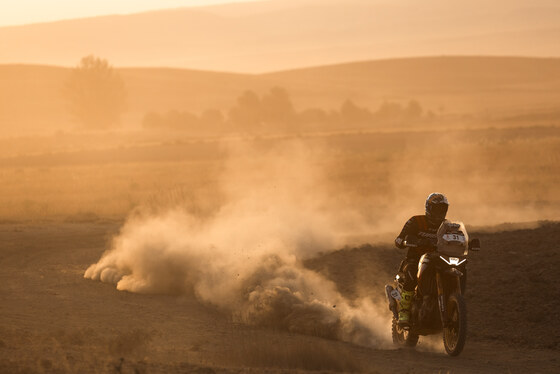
0;221;559;373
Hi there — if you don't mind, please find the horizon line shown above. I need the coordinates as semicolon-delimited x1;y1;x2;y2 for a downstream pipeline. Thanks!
1;55;558;75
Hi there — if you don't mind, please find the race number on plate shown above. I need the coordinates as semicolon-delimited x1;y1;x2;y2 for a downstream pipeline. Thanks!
442;233;466;243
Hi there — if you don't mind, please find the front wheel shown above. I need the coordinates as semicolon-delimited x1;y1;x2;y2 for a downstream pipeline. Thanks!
392;317;419;347
443;294;467;356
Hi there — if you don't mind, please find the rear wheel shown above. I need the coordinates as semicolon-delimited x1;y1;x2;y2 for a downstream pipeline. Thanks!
443;294;467;356
392;317;419;347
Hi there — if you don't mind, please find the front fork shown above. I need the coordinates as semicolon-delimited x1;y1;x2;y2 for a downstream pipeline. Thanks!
436;272;462;327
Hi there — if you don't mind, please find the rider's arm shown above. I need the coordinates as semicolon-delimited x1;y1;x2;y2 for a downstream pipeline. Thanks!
394;217;418;249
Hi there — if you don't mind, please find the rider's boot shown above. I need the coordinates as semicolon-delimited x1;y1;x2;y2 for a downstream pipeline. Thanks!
398;290;414;327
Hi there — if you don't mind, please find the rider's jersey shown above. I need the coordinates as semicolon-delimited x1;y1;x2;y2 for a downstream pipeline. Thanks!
394;215;439;259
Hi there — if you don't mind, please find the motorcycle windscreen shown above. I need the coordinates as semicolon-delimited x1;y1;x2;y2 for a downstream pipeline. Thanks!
436;220;469;256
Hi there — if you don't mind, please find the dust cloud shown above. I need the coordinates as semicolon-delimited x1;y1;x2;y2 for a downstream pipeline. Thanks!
85;140;391;347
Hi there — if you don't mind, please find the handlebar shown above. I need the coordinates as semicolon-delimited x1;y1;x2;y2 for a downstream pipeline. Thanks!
403;240;418;248
403;235;436;249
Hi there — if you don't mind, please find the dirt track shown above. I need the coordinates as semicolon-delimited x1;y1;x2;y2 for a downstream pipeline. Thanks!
1;221;559;373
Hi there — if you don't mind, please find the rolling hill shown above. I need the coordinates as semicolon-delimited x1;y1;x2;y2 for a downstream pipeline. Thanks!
0;0;559;73
1;56;560;136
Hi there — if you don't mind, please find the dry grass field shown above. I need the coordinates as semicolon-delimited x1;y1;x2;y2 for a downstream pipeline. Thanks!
0;125;558;229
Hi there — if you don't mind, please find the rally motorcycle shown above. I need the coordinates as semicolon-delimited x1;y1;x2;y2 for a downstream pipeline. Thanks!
385;221;480;356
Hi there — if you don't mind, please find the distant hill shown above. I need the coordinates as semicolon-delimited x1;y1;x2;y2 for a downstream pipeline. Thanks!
1;56;560;136
262;56;560;112
0;0;559;73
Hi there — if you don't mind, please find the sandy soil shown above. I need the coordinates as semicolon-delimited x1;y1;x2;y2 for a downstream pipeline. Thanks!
1;221;559;373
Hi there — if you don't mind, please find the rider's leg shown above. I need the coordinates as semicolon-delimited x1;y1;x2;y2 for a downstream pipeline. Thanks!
398;290;414;325
397;258;418;326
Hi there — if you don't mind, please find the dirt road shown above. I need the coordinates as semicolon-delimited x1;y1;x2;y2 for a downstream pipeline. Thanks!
1;221;558;373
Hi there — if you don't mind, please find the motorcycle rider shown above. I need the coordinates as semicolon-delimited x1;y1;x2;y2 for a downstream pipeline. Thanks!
394;192;449;327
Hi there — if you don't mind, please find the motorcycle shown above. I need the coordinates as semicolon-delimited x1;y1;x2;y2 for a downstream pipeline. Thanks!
385;220;480;356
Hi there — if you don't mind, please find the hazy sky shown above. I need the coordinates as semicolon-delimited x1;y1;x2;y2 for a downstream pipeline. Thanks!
0;0;263;27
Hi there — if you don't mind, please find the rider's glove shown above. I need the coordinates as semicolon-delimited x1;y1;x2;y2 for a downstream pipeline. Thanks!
404;235;418;247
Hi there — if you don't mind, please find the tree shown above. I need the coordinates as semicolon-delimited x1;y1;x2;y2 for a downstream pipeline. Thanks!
340;99;373;125
261;87;296;124
64;55;127;129
404;100;423;119
228;90;262;131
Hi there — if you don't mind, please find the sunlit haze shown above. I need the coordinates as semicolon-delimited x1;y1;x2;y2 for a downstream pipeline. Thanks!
0;0;262;26
0;0;559;371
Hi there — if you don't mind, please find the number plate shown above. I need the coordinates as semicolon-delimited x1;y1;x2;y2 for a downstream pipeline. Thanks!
442;233;466;243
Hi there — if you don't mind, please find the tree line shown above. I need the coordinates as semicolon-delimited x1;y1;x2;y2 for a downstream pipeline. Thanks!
143;87;434;135
63;55;434;133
